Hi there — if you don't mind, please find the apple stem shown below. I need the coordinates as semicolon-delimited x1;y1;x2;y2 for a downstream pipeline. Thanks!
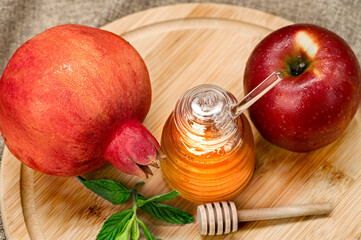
231;70;284;118
286;56;309;76
290;62;306;76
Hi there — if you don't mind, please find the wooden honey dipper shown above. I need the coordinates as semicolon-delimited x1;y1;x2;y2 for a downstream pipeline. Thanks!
197;202;332;235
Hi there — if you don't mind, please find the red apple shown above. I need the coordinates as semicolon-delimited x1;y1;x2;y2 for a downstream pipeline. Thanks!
0;24;161;177
244;24;361;152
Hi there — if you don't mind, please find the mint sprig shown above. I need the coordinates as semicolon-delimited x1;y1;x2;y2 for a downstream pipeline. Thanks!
78;177;194;240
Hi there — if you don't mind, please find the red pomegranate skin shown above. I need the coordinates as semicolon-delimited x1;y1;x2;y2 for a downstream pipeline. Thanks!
0;24;160;177
244;24;361;152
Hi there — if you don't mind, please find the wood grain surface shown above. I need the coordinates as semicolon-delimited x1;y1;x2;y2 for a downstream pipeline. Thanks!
1;3;361;240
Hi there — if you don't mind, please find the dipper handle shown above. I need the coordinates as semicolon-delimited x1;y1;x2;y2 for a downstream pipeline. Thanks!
237;202;332;222
197;202;332;235
231;70;284;118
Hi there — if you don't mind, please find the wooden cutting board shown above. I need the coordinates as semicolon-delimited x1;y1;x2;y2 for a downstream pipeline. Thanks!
1;3;361;240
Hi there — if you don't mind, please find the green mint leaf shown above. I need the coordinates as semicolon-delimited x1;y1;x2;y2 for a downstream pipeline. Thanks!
138;195;195;224
115;218;134;240
131;219;140;240
137;219;160;240
77;177;130;205
97;209;133;240
137;190;180;207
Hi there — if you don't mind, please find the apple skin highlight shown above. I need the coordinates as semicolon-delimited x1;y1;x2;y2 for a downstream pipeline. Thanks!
244;24;361;152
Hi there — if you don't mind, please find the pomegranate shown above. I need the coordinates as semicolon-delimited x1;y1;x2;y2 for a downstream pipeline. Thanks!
0;24;161;178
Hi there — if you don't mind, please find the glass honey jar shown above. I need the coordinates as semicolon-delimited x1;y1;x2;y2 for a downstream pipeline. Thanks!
161;71;283;203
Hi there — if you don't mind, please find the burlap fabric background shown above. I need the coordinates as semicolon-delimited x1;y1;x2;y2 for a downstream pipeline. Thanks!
0;0;360;239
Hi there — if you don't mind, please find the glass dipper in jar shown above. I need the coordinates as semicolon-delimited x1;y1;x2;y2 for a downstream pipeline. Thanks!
161;71;284;203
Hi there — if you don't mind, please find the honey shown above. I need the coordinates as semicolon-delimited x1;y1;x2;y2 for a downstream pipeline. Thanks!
160;85;255;203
